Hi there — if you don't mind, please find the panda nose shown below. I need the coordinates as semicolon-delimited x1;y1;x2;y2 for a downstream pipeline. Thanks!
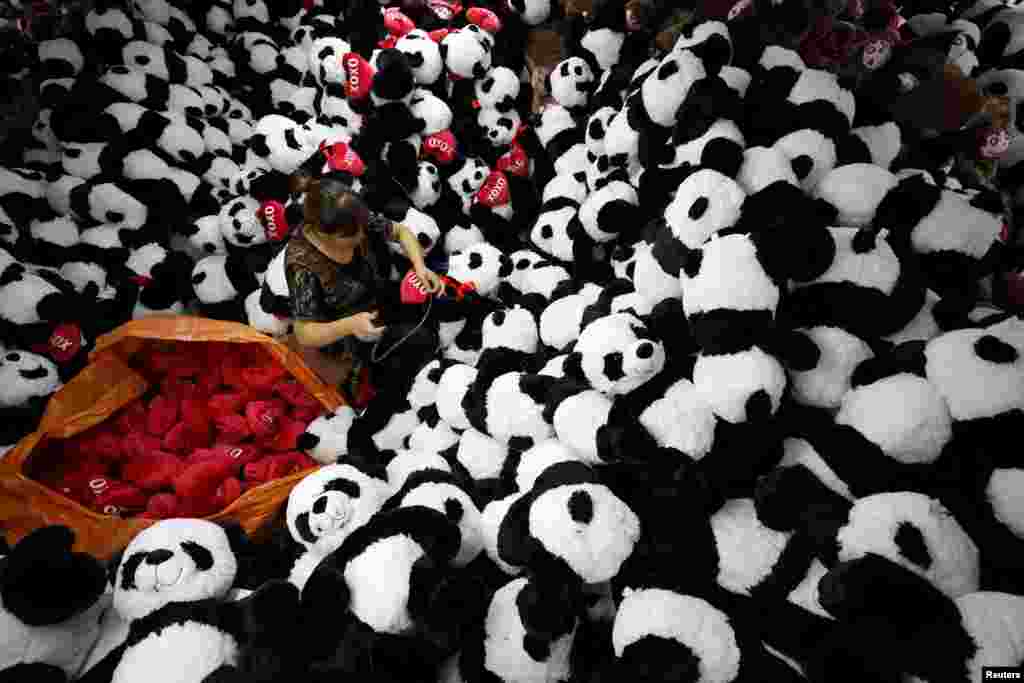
146;549;173;565
312;497;328;514
205;104;218;115
636;342;654;359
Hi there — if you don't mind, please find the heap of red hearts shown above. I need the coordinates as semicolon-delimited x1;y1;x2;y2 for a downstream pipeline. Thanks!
28;342;322;520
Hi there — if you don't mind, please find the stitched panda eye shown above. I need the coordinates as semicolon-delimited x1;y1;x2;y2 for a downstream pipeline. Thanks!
136;55;151;65
475;171;484;180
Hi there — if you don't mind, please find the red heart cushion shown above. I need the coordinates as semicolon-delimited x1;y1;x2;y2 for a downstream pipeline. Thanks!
146;395;179;437
122;451;186;492
342;52;375;102
467;7;502;32
383;8;416;36
321;141;367;177
421;130;458;165
475;170;511;208
497;142;530;177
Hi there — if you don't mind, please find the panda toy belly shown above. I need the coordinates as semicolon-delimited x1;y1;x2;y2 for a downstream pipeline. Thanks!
113;621;239;683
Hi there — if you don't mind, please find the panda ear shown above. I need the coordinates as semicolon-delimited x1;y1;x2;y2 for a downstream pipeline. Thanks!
562;351;585;382
700;137;745;179
248;134;270;157
494;492;538;569
498;253;514;278
766;328;820;372
679;245;702;279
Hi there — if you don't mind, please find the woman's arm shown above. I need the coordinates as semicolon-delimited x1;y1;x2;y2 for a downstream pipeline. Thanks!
392;222;428;273
293;318;356;348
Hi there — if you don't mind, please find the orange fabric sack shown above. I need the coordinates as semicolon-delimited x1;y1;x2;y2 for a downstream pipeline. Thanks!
0;316;343;561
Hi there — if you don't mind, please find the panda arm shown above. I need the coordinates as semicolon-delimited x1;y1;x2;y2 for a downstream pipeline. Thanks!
76;641;130;683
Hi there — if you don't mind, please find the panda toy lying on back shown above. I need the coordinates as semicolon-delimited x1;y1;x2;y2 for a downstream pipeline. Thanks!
78;519;303;683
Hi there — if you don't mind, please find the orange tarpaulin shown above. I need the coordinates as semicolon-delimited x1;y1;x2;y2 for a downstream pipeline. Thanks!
0;316;343;560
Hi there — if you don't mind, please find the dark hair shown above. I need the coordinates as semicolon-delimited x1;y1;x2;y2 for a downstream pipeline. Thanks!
298;175;370;238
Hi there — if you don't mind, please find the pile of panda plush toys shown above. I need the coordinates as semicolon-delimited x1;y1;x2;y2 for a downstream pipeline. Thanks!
2;0;1024;680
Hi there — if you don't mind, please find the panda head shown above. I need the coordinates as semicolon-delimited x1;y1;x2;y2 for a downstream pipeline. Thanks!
111;519;238;621
202;156;242;196
507;0;552;25
218;196;266;247
483;306;540;356
478;108;520;148
286;463;392;553
440;27;492;81
836;491;980;597
547;57;596;111
410;88;454;135
665;169;746;249
409;358;457;409
129;0;172;26
923;316;1024;422
296;405;357;464
370;48;416;104
181;214;227;256
396;29;444;85
389;207;440;257
475;66;521;112
0;350;62;408
566;312;666;395
409;161;442;210
612;588;743;683
447;157;490;197
448;242;513;296
190;254;238;304
385;469;485;566
788;326;875;410
498;460;641;584
248;114;315;175
531;205;580;263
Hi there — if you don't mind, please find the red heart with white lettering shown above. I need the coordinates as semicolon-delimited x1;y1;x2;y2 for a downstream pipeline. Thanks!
429;28;451;43
342;52;375;102
260;200;289;241
45;322;83;364
428;0;463;21
378;33;399;49
497;142;529;177
421;130;458;165
322;141;366;176
383;8;417;36
475;170;511;208
467;7;502;32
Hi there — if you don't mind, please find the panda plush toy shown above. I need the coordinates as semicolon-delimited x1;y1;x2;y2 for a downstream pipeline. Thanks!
562;311;667;396
283;463;393;590
0;525;109;682
299;505;487;681
806;554;1024;682
81;519;303;683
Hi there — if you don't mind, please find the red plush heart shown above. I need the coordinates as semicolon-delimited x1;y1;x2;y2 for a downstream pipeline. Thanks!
246;399;288;439
113;401;148;435
74;426;123;463
264;418;308;452
383;7;416;36
497;142;529;177
121;431;164;462
208;392;247;418
46;323;82;364
260;200;289;242
122;451;186;492
428;0;463;21
421;130;458;164
378;33;399;49
467;7;502;32
174;458;239;503
213;477;243;510
214;413;252;443
146;395;179;437
187;444;262;467
429;28;451;43
53;460;110;503
143;493;180;519
342;52;375;102
91;479;148;517
242;362;289;394
163;419;212;454
977;127;1010;160
475;170;511;208
129;275;154;288
321;141;366;177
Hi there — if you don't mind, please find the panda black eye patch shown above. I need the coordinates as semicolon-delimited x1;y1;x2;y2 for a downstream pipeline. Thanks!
657;60;679;80
322;477;362;498
19;366;50;380
283;128;303;151
294;512;319;544
120;552;148;590
180;541;214;570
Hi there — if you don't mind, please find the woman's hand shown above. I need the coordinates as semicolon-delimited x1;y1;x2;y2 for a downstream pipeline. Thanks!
349;311;387;340
415;266;444;294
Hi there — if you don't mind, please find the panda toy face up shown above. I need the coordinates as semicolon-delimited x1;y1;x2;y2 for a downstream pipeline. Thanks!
478;108;520;147
569;312;667;395
396;30;444;85
286;463;392;555
410;89;453;135
249;114;315;175
409;161;442;209
218;196;265;247
475;67;521;112
548;58;596;111
111;519;237;621
440;27;492;81
0;350;62;408
309;37;352;88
